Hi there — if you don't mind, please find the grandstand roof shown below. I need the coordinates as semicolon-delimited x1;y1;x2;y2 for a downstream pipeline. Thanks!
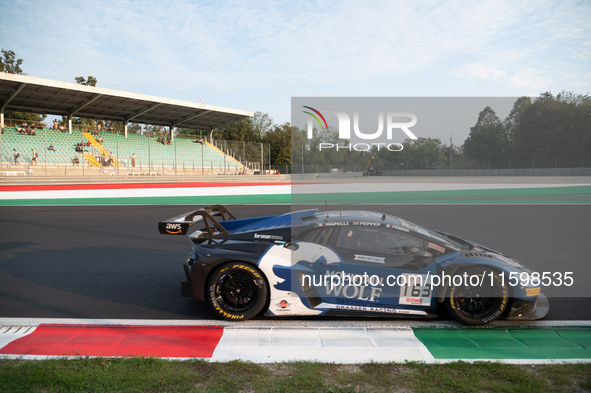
0;72;253;130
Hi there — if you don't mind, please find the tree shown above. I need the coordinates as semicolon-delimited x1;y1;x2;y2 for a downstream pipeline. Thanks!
503;96;531;156
75;76;97;86
262;123;292;165
0;49;25;75
512;92;591;160
386;137;444;169
463;106;508;161
215;111;273;143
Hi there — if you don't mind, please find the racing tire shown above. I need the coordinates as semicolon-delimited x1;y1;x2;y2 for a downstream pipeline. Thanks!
206;262;268;321
444;267;509;326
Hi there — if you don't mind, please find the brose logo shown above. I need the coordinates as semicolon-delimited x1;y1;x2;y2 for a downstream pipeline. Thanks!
254;233;283;241
302;106;418;152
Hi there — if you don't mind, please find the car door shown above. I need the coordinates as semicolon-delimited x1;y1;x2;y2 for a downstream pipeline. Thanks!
306;225;438;313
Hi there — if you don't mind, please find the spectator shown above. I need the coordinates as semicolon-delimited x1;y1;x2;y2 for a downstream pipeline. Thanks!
13;148;20;164
31;149;38;165
97;136;104;143
131;153;136;168
48;144;55;152
72;156;80;166
59;124;66;132
53;119;58;130
108;152;114;166
86;140;91;147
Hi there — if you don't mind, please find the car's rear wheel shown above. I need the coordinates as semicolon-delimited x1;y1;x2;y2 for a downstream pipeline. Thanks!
444;267;509;326
206;262;268;320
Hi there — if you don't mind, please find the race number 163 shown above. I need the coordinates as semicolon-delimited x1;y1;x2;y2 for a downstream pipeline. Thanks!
398;274;432;306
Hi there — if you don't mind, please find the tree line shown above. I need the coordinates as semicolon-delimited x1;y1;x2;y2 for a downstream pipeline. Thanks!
464;93;591;162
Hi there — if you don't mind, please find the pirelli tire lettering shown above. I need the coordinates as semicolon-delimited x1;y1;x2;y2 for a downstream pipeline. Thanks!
207;262;268;320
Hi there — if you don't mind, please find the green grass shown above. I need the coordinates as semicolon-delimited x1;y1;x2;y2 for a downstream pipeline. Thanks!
1;358;590;392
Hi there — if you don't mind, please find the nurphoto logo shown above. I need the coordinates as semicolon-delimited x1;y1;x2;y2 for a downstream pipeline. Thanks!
302;106;418;152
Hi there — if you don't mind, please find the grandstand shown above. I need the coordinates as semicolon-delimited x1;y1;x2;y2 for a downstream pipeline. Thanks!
1;125;243;173
0;72;266;180
1;126;87;166
99;132;242;170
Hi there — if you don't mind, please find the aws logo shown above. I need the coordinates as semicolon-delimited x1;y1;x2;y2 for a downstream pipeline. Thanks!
165;223;183;234
302;106;418;151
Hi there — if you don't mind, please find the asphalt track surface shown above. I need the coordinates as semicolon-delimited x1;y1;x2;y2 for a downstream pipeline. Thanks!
0;204;589;322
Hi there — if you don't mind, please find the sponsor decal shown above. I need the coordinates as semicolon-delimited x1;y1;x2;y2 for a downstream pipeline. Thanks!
385;224;410;232
276;300;292;311
321;270;383;302
165;223;183;234
351;221;381;226
427;242;446;254
324;222;351;227
324;304;428;316
398;273;432;307
354;254;386;264
526;287;541;297
254;233;283;241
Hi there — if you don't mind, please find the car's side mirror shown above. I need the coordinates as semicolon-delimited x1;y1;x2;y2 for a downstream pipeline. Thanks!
411;248;433;261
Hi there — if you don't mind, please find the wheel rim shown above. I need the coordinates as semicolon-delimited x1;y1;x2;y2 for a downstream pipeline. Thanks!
214;271;259;313
454;286;504;319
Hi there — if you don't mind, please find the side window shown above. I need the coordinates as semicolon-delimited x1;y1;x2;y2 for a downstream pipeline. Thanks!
335;227;423;255
299;227;334;245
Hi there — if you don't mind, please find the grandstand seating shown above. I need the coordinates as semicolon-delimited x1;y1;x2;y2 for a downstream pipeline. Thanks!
1;126;242;171
100;133;241;170
1;126;88;166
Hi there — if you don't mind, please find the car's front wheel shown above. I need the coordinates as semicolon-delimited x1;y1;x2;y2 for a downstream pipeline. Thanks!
444;267;509;326
206;262;268;320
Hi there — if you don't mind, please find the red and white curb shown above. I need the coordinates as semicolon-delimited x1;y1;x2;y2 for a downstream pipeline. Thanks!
211;326;433;363
0;322;432;363
2;181;587;201
0;182;290;201
2;319;590;363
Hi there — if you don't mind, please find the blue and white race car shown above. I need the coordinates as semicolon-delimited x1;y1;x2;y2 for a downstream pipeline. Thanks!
159;205;548;325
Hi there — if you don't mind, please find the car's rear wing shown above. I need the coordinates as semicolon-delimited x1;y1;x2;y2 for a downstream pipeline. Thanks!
158;205;237;238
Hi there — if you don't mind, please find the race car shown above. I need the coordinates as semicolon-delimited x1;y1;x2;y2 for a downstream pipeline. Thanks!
158;205;548;325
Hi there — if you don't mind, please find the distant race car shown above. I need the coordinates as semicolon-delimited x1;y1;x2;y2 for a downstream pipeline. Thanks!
159;205;548;325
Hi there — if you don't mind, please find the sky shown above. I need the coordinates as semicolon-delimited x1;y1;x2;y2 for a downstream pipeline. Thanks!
1;0;589;144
